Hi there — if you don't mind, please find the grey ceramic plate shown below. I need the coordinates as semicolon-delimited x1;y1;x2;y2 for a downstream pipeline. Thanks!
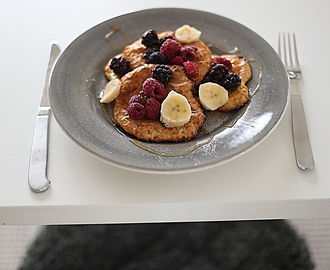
50;8;289;173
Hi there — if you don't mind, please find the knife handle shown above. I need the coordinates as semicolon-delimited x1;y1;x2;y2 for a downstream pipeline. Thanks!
291;89;315;170
28;107;51;192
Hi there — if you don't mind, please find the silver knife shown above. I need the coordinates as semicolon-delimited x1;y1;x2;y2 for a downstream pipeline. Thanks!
290;79;315;170
28;41;61;192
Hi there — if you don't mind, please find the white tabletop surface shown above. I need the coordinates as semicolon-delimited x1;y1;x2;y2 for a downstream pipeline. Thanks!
1;0;330;225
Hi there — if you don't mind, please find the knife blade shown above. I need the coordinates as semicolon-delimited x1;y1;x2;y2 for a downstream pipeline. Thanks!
28;41;61;192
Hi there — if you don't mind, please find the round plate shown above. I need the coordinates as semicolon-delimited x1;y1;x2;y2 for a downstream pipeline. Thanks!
49;8;289;173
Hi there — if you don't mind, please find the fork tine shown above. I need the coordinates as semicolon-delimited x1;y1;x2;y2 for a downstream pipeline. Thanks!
278;33;301;72
292;33;300;68
287;33;294;69
282;33;288;68
278;33;282;59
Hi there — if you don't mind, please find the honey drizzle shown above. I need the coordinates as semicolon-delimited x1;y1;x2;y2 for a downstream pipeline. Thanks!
104;25;131;53
131;131;214;157
102;31;263;156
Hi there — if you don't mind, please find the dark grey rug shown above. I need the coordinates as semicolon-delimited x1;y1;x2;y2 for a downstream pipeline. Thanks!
19;220;314;270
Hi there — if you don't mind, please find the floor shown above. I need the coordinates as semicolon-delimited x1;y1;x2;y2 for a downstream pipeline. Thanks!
289;218;330;269
0;219;329;270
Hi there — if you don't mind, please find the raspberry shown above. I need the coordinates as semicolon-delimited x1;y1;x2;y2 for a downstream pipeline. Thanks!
212;57;232;71
142;78;167;102
129;93;147;106
129;94;139;104
222;73;241;89
183;61;199;78
145;98;161;120
154;89;167;102
160;39;181;62
158;35;175;46
152;64;173;84
127;102;146;120
141;29;159;48
171;56;184;65
109;57;131;77
181;46;198;61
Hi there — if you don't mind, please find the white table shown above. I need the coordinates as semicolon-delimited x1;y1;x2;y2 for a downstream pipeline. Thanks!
1;0;329;225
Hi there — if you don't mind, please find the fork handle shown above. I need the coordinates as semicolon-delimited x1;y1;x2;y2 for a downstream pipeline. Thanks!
291;83;315;170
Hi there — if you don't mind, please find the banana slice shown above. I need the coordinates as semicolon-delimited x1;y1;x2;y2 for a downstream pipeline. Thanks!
175;25;201;43
199;82;228;111
107;68;120;81
160;90;192;128
100;78;121;103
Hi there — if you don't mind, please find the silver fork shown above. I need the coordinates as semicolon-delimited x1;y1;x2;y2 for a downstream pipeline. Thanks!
278;33;314;170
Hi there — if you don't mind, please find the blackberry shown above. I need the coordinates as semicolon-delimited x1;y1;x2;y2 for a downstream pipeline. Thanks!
109;57;131;77
208;64;229;83
144;48;158;58
152;64;173;84
144;48;166;63
202;75;212;84
222;73;241;90
148;51;166;64
141;29;159;48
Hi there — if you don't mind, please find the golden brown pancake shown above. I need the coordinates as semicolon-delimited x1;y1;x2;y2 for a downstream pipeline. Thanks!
216;54;252;112
105;29;252;142
114;64;205;142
